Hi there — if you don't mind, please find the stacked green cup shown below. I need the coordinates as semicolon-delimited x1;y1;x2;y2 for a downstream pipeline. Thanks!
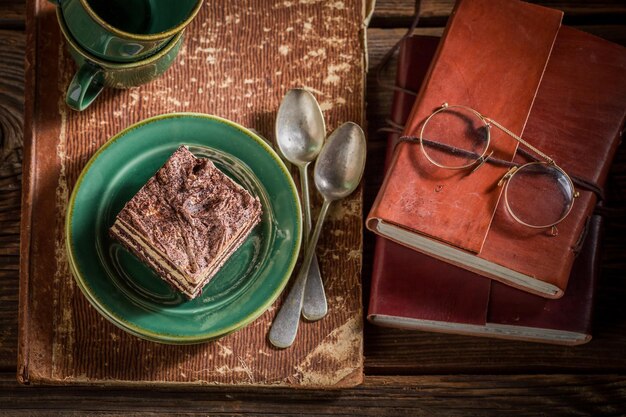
50;0;203;110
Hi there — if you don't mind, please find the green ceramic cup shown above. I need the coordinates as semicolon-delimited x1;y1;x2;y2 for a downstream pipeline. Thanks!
57;8;184;111
49;0;202;62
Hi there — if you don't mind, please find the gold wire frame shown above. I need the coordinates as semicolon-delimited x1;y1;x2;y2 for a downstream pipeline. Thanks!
499;162;577;232
418;103;491;170
418;103;579;233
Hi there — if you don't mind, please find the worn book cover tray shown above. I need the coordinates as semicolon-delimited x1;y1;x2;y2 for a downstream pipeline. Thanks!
19;0;371;387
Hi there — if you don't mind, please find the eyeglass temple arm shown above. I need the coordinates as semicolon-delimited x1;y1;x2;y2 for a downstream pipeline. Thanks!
483;117;555;165
497;166;518;187
470;150;494;173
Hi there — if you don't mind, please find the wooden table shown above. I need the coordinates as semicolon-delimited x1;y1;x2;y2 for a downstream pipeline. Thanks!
1;1;625;415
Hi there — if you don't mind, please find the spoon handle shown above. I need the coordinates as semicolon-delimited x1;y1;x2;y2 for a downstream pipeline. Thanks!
269;199;332;348
302;257;326;320
298;165;328;321
299;164;313;232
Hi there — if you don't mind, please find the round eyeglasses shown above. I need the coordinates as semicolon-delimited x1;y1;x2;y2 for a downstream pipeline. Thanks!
418;103;579;234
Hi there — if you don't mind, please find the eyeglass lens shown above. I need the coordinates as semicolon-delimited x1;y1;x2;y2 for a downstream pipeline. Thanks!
421;106;489;168
505;163;575;228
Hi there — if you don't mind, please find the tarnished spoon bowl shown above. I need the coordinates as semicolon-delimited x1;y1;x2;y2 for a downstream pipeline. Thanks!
276;88;325;166
314;122;367;201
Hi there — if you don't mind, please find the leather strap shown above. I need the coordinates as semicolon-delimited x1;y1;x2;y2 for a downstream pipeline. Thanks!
397;134;605;201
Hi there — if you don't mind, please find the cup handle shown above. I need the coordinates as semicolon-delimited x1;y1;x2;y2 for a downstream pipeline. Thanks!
66;62;104;111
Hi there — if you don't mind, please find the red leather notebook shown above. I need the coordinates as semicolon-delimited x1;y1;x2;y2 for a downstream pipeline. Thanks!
367;34;603;345
367;0;626;298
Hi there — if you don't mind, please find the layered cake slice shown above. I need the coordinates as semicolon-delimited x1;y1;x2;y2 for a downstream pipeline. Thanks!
110;146;262;299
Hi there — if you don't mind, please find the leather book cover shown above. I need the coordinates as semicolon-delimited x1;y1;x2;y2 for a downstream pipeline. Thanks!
18;0;373;387
369;215;601;345
367;0;626;298
369;0;563;254
368;34;601;345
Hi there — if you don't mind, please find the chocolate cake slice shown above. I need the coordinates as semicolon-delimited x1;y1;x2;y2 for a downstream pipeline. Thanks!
110;146;262;299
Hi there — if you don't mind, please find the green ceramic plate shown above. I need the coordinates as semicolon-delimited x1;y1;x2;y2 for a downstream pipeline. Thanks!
66;113;302;344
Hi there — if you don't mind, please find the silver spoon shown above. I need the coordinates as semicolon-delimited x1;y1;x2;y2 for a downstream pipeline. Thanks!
269;122;366;348
276;88;327;321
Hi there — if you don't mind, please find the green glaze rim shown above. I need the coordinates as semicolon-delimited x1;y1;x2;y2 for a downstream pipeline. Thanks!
78;0;204;41
65;113;302;344
57;7;185;70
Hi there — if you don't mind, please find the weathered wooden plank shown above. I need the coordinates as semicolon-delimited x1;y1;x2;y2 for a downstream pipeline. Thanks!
0;29;23;372
342;0;625;23
371;1;626;27
1;0;419;28
1;373;625;416
372;0;418;19
0;1;24;29
419;0;626;22
2;1;626;28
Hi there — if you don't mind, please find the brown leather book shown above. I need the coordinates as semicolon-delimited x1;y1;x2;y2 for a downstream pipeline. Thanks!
367;0;626;298
368;34;602;345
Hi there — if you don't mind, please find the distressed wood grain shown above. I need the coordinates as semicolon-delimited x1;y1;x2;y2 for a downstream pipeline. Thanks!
3;0;418;28
1;372;625;416
3;1;626;28
419;0;626;16
0;29;23;372
0;1;24;29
